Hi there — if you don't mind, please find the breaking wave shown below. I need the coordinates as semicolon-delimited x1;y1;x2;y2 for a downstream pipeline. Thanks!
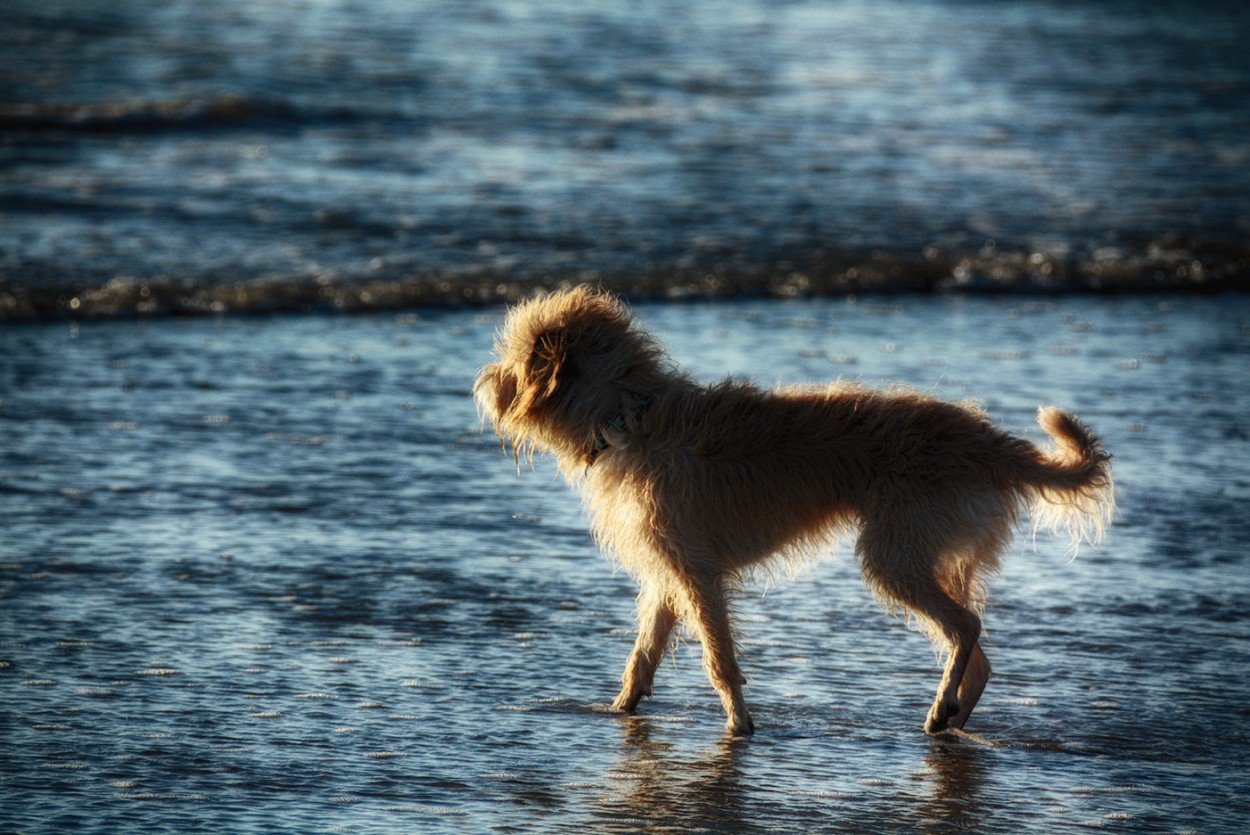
3;236;1245;321
0;94;364;134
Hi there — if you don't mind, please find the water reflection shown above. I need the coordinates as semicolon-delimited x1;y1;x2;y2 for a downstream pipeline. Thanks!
919;740;991;831
600;717;754;833
602;717;998;833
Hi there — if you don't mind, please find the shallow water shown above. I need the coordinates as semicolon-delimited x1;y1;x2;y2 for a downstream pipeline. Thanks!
2;0;1249;317
2;294;1249;832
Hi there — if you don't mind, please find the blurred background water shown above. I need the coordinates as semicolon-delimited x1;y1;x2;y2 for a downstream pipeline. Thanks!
2;296;1249;832
1;0;1248;317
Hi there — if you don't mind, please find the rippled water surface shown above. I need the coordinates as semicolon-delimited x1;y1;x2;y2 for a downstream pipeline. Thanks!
2;0;1249;317
2;294;1249;832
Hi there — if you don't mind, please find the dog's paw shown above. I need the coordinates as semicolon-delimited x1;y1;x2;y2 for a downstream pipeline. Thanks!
611;685;648;714
924;698;961;735
726;711;755;736
611;694;638;714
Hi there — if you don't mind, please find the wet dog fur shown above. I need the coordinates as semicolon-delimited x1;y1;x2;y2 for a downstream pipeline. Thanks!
474;287;1113;735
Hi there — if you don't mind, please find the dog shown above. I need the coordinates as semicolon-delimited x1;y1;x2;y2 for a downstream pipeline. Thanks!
474;287;1113;735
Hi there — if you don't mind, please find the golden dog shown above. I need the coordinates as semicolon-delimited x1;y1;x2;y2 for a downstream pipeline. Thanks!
475;287;1113;735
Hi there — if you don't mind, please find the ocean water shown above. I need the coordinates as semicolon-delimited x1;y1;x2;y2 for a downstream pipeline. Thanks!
3;0;1250;830
2;294;1249;833
2;0;1249;318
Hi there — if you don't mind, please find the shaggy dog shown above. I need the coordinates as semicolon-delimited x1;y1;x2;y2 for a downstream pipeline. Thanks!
475;287;1113;735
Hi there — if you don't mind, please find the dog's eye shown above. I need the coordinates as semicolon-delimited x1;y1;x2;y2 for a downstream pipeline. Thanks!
532;330;565;366
528;331;566;381
520;331;581;407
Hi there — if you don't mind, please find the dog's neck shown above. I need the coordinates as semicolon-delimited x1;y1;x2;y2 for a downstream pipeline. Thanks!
587;394;654;466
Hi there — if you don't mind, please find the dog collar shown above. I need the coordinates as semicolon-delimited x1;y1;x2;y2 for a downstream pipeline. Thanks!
587;396;652;466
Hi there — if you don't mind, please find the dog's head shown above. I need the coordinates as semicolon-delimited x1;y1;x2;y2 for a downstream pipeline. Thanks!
474;286;667;466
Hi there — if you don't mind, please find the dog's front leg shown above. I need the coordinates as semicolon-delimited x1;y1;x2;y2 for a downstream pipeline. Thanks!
680;574;754;736
612;583;677;713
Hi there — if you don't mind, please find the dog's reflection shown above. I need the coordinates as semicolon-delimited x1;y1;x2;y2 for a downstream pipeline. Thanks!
920;739;991;827
597;716;756;832
597;716;992;832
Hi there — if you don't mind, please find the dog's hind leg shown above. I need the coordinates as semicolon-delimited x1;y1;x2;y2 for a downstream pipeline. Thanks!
678;573;754;735
918;596;982;735
613;583;678;713
949;642;991;730
858;525;981;735
937;546;996;730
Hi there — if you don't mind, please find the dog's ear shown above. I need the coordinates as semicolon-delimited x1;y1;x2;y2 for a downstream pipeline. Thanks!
518;328;580;412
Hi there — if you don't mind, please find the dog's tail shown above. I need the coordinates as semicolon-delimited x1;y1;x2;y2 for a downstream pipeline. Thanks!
1023;406;1115;549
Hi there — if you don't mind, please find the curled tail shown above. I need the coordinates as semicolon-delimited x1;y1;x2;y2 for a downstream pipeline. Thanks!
1028;406;1115;549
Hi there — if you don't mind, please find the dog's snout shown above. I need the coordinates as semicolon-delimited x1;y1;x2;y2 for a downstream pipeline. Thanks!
474;364;518;425
495;368;518;415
